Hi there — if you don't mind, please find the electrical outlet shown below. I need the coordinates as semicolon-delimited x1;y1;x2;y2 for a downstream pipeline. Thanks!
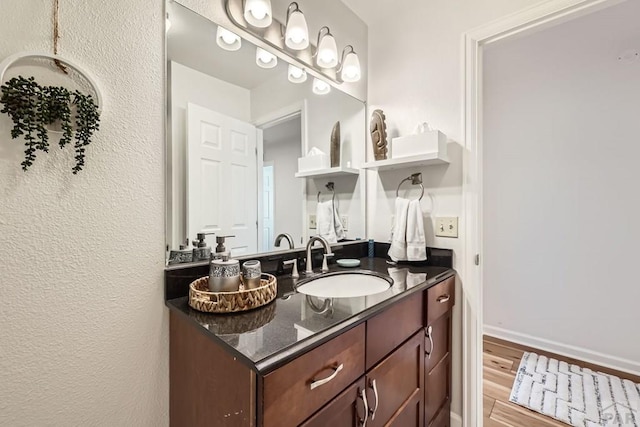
435;217;458;238
309;214;317;229
340;215;349;231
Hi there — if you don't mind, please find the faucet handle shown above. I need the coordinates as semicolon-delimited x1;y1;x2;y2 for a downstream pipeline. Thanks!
283;259;300;278
321;253;335;272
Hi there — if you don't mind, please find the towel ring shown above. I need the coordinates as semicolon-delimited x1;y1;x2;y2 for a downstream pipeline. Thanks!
396;173;424;201
317;182;335;203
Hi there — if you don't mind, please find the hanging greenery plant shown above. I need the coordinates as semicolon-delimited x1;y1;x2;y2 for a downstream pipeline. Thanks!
0;75;100;174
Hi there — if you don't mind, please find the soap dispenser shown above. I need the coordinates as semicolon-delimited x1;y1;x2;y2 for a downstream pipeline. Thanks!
212;235;235;260
192;232;214;262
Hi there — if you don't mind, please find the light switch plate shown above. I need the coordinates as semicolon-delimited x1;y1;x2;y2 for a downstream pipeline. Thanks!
435;217;458;238
309;214;317;229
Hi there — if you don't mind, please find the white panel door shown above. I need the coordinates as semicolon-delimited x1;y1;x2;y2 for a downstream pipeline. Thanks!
187;103;258;255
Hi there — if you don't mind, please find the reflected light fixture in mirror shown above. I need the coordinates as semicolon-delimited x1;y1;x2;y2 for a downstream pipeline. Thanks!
216;26;242;51
316;26;338;68
288;64;307;83
256;47;278;68
312;78;330;95
285;2;309;50
244;0;272;28
339;45;361;82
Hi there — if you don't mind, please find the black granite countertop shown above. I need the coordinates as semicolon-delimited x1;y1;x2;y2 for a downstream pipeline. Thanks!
166;256;455;374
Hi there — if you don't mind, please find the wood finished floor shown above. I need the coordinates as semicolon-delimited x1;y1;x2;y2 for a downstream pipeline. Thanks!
482;335;640;427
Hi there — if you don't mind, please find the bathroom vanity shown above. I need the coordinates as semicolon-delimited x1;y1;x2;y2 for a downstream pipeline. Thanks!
165;248;455;427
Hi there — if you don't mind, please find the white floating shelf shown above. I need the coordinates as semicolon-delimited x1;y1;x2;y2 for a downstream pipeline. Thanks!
294;166;360;179
361;152;449;171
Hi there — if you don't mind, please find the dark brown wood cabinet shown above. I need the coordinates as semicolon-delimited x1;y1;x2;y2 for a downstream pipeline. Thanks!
169;275;455;427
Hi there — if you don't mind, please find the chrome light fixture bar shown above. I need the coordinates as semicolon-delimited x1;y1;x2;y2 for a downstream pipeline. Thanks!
225;0;356;85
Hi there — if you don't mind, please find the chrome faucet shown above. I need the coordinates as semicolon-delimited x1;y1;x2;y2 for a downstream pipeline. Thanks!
274;233;294;250
305;236;334;274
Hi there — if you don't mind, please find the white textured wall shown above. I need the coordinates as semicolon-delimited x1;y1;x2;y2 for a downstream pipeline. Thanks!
0;1;167;426
344;0;542;419
483;0;640;370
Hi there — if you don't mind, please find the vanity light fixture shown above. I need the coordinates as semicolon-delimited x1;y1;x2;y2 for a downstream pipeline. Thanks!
256;47;278;68
312;78;331;95
288;64;307;83
284;2;309;50
339;45;361;82
316;27;338;68
243;0;272;28
216;26;242;51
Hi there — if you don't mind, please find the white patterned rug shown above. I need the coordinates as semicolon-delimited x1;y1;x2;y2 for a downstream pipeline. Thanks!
510;352;640;427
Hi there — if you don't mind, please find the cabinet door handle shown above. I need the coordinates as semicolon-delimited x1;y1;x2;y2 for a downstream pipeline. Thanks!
436;294;450;303
356;387;368;426
310;363;344;390
426;325;434;359
367;378;379;420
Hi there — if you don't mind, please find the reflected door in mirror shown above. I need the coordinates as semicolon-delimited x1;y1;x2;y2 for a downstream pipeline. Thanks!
187;103;258;255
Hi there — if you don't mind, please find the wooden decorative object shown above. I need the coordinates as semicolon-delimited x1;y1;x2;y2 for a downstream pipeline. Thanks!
330;121;340;167
189;273;277;314
370;109;388;160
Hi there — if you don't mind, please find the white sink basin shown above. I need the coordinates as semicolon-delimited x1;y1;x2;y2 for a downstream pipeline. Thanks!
296;273;392;298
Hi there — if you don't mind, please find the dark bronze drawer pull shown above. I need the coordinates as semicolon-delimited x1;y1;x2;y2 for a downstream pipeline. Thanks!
309;363;343;390
436;294;450;303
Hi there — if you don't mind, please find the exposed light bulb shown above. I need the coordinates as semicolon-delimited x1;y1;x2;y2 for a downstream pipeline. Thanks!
288;64;307;83
256;47;277;68
285;4;309;50
316;28;338;68
244;0;272;28
312;78;330;95
216;26;241;51
340;49;361;82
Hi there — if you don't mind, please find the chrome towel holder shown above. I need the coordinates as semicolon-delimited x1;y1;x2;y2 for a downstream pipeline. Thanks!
317;181;335;203
396;173;424;201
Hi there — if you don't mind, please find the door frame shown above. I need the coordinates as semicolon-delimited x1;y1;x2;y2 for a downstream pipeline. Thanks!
461;0;624;425
254;101;308;245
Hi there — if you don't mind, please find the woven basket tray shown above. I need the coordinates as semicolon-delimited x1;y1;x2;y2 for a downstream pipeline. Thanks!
188;273;277;314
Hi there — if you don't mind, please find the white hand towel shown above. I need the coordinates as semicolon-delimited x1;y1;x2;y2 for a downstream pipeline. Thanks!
406;199;427;261
388;197;410;261
317;201;337;243
333;202;346;241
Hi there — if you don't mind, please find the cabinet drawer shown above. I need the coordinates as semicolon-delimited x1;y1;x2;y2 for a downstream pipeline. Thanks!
426;277;455;326
425;355;450;422
425;312;451;372
300;378;366;427
366;291;423;370
263;323;365;427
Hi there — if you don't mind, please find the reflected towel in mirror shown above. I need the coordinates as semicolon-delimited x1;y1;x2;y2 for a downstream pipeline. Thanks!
317;200;345;243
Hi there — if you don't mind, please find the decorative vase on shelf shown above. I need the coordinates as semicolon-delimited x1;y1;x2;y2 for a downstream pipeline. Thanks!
370;109;388;160
330;121;340;167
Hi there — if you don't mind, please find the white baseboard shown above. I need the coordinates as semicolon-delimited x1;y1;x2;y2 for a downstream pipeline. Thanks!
483;325;640;376
451;412;462;427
